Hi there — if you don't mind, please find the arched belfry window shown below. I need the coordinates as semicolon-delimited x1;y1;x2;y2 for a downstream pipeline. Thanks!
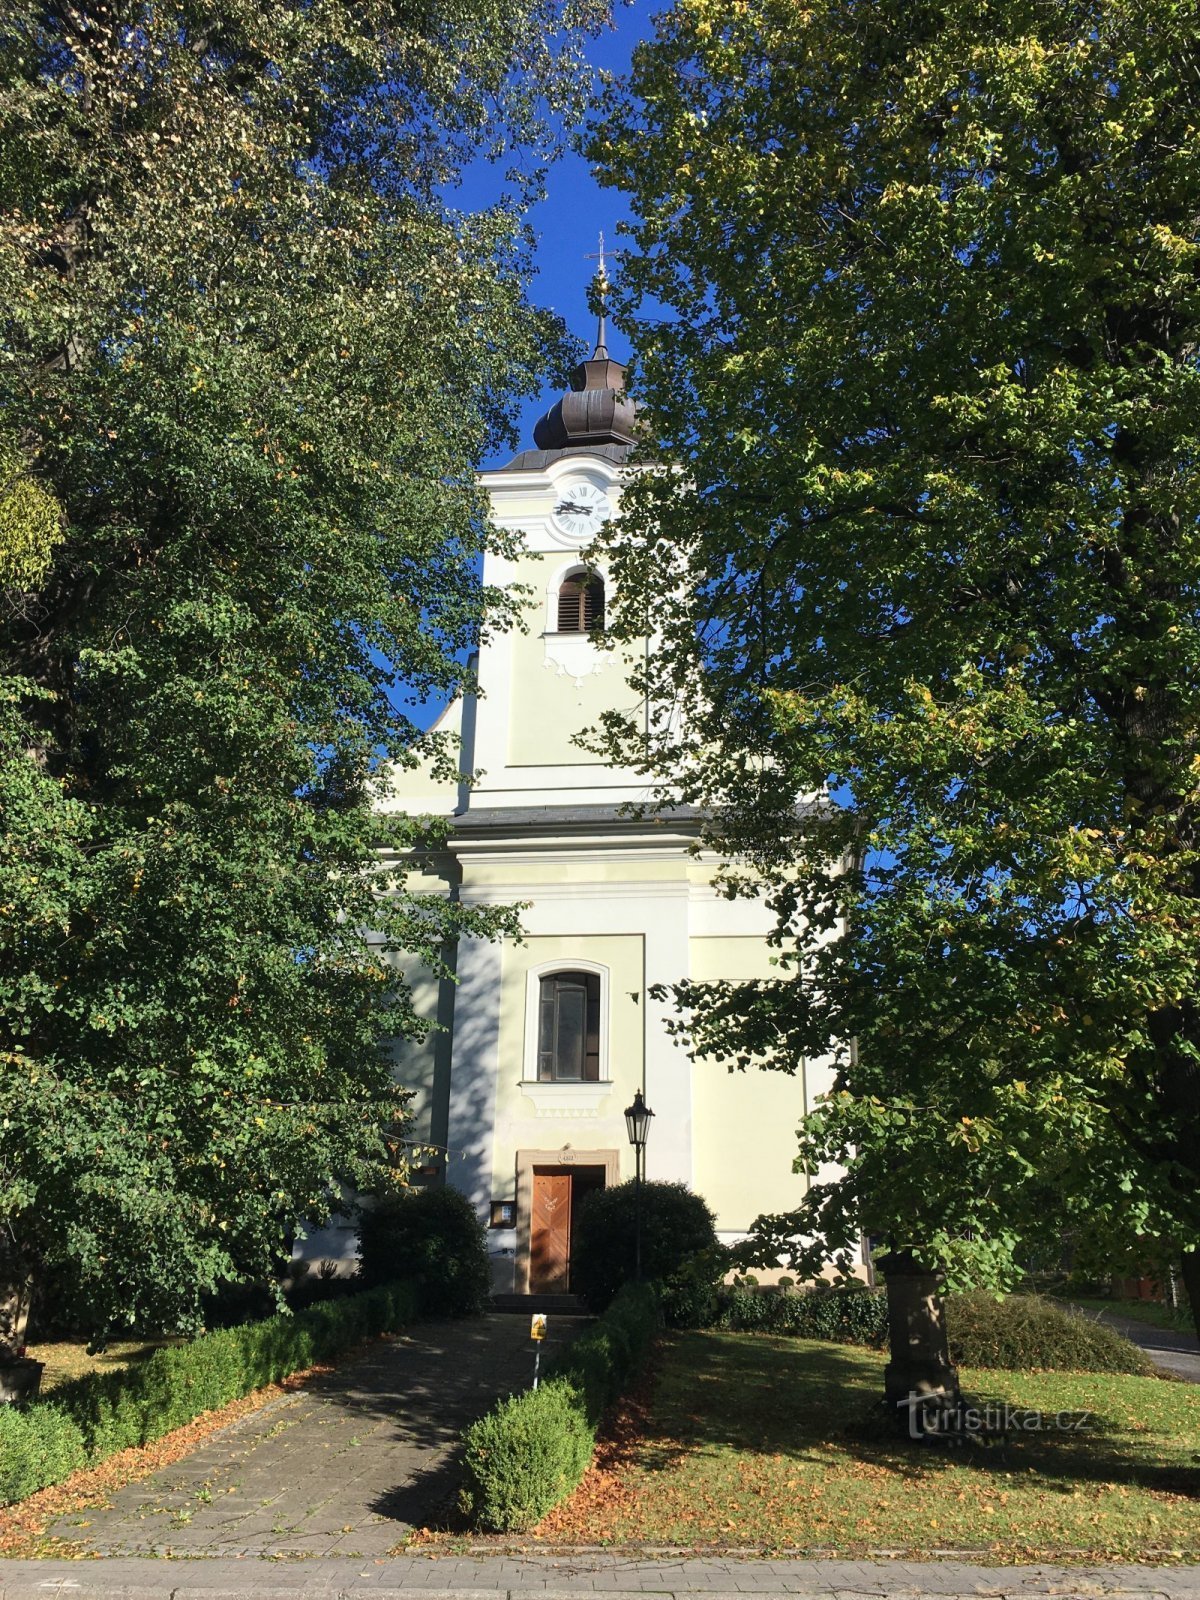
538;970;601;1081
556;571;605;633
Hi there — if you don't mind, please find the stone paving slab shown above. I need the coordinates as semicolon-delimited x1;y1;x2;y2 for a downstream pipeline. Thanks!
2;1554;1200;1600
45;1315;588;1560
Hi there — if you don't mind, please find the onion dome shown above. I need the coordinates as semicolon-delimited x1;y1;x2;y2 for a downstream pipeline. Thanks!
531;341;635;452
530;260;635;454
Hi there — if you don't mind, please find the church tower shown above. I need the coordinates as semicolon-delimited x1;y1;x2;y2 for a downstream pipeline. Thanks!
378;271;825;1298
465;261;646;813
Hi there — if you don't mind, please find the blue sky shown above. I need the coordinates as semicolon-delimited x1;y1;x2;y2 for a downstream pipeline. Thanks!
479;1;658;468
391;5;656;728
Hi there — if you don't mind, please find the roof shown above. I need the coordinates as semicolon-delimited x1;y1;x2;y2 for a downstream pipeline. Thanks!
496;262;636;472
497;441;633;473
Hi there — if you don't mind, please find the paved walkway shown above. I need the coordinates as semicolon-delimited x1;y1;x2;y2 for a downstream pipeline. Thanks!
1094;1312;1200;1385
2;1553;1199;1600
10;1312;1197;1596
45;1314;588;1561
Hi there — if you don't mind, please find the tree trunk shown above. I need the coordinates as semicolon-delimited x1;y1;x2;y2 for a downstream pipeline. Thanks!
1179;1249;1200;1343
881;1250;960;1435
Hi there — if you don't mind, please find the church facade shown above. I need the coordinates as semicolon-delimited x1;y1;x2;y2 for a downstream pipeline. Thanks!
370;302;838;1297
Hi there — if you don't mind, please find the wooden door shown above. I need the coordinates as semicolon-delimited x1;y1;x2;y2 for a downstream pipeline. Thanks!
530;1170;572;1292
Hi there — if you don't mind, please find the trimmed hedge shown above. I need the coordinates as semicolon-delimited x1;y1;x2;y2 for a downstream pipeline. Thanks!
712;1282;889;1345
0;1280;419;1508
701;1283;1152;1374
459;1281;660;1533
0;1401;87;1505
455;1380;595;1534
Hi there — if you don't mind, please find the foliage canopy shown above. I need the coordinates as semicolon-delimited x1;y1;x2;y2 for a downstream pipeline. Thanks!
0;0;603;1338
590;0;1200;1324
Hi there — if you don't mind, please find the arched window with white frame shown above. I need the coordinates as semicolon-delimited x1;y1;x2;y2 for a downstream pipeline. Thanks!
536;969;602;1081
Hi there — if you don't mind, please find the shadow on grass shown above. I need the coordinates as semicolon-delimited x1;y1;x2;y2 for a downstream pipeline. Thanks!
32;1339;181;1394
638;1333;1200;1501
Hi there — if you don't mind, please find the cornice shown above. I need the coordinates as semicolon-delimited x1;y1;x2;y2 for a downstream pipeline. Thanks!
479;454;631;494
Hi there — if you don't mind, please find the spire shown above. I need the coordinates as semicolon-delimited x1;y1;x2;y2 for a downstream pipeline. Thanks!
589;231;610;361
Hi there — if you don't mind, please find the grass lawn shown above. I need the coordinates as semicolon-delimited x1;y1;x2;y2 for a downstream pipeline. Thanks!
537;1332;1200;1561
26;1339;175;1393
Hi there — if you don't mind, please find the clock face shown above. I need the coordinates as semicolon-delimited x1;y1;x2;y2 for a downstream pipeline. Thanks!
550;481;613;541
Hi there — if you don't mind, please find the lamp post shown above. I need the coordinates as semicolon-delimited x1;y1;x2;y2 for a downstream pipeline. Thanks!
624;1089;654;1282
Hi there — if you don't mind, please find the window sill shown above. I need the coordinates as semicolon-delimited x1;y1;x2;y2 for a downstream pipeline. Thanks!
518;1081;615;1117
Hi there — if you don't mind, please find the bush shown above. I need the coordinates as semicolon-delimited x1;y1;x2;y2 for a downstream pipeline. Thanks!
199;1277;280;1330
357;1185;490;1317
285;1259;357;1312
554;1278;660;1419
710;1283;889;1345
457;1380;594;1533
0;1402;87;1504
571;1180;720;1313
660;1245;730;1330
701;1282;1151;1375
946;1291;1153;1375
0;1280;419;1508
459;1281;659;1533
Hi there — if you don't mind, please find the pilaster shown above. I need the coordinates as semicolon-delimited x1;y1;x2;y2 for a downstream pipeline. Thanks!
443;934;503;1212
643;888;692;1185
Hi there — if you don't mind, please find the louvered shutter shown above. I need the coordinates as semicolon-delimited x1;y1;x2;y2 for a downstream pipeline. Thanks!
582;579;604;631
557;578;584;632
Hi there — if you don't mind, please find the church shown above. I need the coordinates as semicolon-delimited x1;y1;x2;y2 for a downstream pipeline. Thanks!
366;282;837;1297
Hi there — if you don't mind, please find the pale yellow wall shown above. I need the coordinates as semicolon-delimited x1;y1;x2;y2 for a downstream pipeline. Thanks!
383;958;450;1152
689;936;809;1232
387;695;463;812
465;856;687;891
489;932;646;1194
503;552;645;768
507;633;639;767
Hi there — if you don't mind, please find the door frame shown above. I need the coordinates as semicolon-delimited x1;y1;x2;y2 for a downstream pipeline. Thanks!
516;1147;620;1294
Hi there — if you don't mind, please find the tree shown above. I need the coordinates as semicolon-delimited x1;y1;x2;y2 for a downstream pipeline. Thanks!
589;0;1200;1348
0;0;604;1347
0;442;61;590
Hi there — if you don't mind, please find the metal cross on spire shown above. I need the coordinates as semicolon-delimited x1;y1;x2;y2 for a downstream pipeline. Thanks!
584;230;608;280
583;231;610;360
